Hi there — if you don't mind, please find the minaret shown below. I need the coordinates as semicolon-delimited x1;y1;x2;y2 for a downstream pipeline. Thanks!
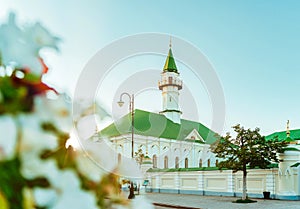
277;120;299;199
286;120;291;138
158;39;183;124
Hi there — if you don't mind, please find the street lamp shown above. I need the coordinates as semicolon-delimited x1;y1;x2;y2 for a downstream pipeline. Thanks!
117;92;134;159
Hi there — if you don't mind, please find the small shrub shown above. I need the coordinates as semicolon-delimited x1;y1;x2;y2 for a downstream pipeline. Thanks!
233;199;257;204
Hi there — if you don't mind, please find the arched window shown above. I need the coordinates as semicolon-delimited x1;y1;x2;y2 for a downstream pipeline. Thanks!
185;158;188;168
175;157;179;168
152;155;157;168
199;159;202;168
207;159;211;167
164;156;168;169
118;153;121;164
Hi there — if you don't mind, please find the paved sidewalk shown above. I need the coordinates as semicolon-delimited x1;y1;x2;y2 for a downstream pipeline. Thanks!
142;192;300;209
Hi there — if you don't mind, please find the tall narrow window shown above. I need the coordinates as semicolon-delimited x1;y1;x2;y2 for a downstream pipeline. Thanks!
199;159;202;168
164;156;168;169
207;159;211;167
185;158;188;168
175;157;179;168
152;155;157;168
118;153;121;164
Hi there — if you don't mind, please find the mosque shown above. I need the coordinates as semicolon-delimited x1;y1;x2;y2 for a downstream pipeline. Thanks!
99;44;300;200
100;43;219;170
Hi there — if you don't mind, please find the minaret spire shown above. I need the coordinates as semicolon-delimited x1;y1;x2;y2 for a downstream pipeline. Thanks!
286;120;290;137
163;38;178;73
158;41;183;124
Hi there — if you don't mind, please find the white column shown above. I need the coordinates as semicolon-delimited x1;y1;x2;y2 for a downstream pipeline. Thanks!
198;171;204;193
156;175;161;191
227;171;234;194
266;170;275;194
175;172;180;191
277;150;299;195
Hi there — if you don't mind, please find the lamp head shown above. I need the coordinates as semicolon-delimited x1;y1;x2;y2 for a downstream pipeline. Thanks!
117;100;124;107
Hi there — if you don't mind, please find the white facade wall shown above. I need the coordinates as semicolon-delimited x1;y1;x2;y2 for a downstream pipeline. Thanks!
145;168;300;200
109;134;300;201
110;134;215;169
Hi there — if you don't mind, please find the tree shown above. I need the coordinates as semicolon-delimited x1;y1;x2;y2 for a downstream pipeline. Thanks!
211;124;287;200
134;148;145;166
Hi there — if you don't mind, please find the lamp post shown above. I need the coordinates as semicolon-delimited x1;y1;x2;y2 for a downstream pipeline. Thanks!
117;92;134;159
118;93;135;199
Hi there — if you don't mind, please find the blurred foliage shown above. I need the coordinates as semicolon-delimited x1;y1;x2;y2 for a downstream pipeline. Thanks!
0;69;54;115
0;158;50;209
0;12;134;209
0;158;25;209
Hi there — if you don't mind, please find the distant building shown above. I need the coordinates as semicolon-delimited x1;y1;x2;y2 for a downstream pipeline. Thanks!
266;124;300;199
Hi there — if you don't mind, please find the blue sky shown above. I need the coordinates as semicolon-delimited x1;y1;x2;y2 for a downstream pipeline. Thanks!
1;0;300;135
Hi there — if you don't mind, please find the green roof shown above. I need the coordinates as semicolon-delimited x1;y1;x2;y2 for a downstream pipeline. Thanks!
163;48;178;73
283;147;300;152
266;129;300;142
291;162;300;167
99;109;218;144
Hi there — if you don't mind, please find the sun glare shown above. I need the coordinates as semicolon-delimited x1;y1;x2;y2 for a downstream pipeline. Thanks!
65;130;81;149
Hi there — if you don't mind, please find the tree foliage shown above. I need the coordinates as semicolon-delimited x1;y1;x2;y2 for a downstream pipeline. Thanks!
211;124;287;200
134;148;145;165
211;124;287;171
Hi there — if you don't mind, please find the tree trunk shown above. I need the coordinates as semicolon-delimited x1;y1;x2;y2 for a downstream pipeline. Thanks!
242;166;247;200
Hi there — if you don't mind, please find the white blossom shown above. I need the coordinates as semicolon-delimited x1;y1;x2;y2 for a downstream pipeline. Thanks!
79;138;118;173
76;114;99;140
48;170;98;209
76;152;104;182
33;188;57;208
32;167;98;209
0;12;59;74
19;113;58;153
34;94;72;132
0;115;17;160
116;157;143;179
0;12;151;208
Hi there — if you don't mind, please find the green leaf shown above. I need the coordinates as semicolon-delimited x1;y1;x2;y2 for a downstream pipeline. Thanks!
0;76;33;114
0;158;26;209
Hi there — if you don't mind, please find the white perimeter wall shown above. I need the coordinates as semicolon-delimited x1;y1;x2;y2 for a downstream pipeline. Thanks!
146;168;300;200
